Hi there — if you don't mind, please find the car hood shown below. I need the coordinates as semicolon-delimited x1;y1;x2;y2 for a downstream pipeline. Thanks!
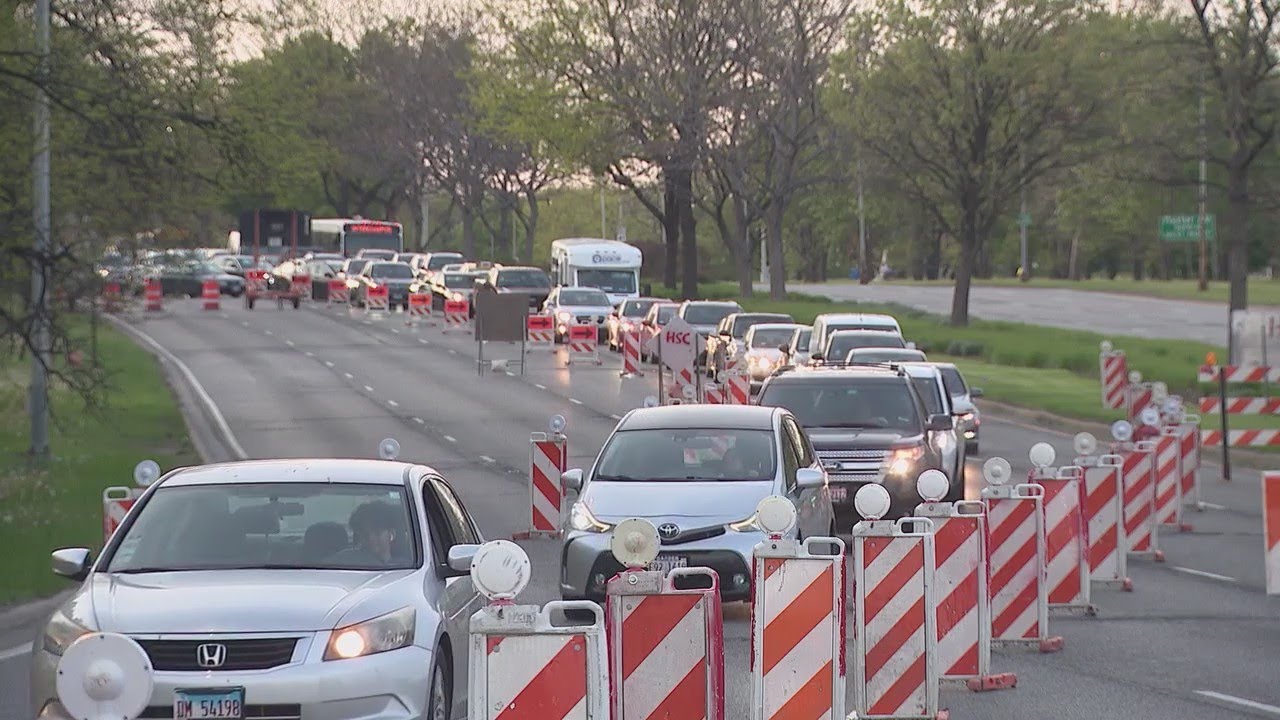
86;569;415;633
582;480;774;525
556;304;614;316
805;428;918;449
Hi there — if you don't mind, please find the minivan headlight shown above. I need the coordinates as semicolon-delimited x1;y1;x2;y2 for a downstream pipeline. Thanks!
568;502;611;533
324;606;415;661
727;513;765;533
42;608;93;656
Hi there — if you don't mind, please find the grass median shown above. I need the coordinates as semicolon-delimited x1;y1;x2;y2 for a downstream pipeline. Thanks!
0;318;196;606
858;276;1280;307
654;282;1230;426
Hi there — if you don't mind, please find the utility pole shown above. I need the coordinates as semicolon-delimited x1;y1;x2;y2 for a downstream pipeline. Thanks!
29;0;51;457
1197;65;1209;291
599;184;607;239
856;152;867;283
1017;89;1030;282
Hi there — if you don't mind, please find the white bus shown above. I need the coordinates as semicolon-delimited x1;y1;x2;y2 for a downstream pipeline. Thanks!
549;238;643;305
310;218;404;258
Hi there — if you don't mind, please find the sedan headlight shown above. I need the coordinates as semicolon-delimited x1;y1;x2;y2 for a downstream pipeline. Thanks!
568;502;611;533
42;608;93;656
323;606;415;661
727;513;766;533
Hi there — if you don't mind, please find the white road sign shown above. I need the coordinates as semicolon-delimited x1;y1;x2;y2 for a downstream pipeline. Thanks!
1231;310;1280;367
658;316;698;374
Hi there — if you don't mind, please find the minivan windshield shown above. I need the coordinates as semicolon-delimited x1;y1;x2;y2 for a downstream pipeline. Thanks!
758;380;922;433
576;269;636;294
595;428;777;481
369;263;414;279
428;254;463;270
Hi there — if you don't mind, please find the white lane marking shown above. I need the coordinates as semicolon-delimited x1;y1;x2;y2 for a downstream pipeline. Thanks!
363;385;374;393
569;398;583;405
285;340;295;347
241;321;249;327
220;313;230;320
105;317;248;461
444;435;458;443
1194;691;1280;716
387;400;399;408
264;330;273;336
535;384;547;390
344;372;354;379
391;328;400;334
305;351;314;358
610;414;623;420
413;417;425;425
325;361;334;368
480;455;496;464
1200;501;1227;511
1172;567;1236;583
0;643;31;662
418;339;429;345
448;349;458;355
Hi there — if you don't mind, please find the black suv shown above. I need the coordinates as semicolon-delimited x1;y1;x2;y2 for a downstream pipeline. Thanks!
755;364;955;527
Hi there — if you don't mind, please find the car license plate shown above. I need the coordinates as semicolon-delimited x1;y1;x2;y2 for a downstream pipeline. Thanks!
829;485;848;502
174;688;245;720
649;554;688;573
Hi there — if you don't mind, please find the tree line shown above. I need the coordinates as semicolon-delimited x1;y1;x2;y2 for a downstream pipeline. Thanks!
3;0;1279;341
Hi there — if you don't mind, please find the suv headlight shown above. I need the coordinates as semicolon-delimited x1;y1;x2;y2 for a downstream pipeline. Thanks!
884;444;925;476
42;608;93;656
727;513;766;533
324;606;415;661
568;502;611;533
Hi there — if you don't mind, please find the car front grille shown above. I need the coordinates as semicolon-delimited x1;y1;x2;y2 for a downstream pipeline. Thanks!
817;448;886;480
140;704;301;720
575;315;604;324
660;526;726;545
136;637;300;672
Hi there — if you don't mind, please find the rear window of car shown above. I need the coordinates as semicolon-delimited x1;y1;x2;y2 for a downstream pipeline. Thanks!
443;273;473;289
683;303;739;325
498;269;551;288
428;255;463;270
623;299;657;317
910;377;946;415
940;366;969;396
758;378;922;434
594;428;777;482
654;305;677;323
732;315;792;337
370;263;413;279
825;333;905;358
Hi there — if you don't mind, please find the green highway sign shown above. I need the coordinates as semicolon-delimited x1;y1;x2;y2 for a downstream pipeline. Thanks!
1017;212;1031;226
1159;214;1215;242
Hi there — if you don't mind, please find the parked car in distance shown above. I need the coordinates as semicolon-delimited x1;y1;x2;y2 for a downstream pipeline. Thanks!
844;347;928;364
606;297;663;352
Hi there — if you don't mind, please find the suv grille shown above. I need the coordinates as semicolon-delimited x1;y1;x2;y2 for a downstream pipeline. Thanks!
137;638;299;672
817;449;886;480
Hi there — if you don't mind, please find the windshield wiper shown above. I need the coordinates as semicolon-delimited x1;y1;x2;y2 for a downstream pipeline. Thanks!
111;567;201;574
594;474;661;482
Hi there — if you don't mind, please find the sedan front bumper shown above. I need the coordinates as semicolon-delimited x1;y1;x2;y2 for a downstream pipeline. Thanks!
560;529;759;601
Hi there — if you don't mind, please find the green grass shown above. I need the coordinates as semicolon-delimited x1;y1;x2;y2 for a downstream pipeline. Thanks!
0;319;196;605
653;283;1233;424
867;276;1280;307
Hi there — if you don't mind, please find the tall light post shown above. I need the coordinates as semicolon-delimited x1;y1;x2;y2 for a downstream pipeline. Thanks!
29;0;52;456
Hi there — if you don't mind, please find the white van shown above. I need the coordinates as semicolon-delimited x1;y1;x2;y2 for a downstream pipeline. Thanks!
549;238;643;305
807;312;904;358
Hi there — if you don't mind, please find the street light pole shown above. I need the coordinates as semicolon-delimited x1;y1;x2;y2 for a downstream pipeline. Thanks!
856;152;867;282
29;0;51;457
1197;65;1209;291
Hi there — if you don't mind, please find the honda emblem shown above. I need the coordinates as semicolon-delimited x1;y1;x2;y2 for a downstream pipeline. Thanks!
196;643;227;669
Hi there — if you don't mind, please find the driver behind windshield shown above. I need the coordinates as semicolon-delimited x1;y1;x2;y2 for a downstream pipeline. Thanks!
328;501;400;566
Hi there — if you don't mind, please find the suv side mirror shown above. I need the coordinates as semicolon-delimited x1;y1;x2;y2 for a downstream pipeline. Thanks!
719;330;731;338
795;468;824;490
446;544;480;574
561;468;584;492
970;387;984;398
52;548;92;581
810;352;823;361
927;414;954;431
778;344;790;353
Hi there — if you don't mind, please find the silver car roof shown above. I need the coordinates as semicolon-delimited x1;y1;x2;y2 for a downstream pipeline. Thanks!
619;404;778;431
160;459;422;487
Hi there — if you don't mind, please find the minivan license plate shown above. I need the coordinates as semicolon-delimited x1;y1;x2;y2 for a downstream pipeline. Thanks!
649;554;688;573
829;485;848;502
174;687;244;720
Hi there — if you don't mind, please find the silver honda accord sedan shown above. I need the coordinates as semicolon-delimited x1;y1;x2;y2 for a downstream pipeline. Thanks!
30;458;486;720
558;404;835;602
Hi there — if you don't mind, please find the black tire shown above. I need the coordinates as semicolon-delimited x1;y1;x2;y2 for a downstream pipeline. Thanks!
246;296;255;310
966;441;979;455
427;649;452;720
292;297;300;309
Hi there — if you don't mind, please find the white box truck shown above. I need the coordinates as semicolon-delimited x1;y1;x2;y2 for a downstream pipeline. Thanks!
549;238;643;305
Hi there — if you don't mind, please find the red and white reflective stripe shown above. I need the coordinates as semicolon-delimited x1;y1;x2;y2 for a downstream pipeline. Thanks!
914;503;990;681
1201;429;1280;447
724;374;750;405
1035;469;1091;611
1198;365;1280;383
527;316;555;345
1127;384;1153;422
1264;472;1280;596
1118;443;1159;556
1100;351;1127;409
621;331;644;376
1082;459;1128;588
984;487;1047;643
852;524;937;718
291;275;311;299
366;290;389;312
444;304;468;328
1154;433;1184;529
752;539;845;720
530;438;565;534
703;385;724;404
327;280;349;304
1198;396;1280;415
607;570;723;720
484;633;588;719
408;296;431;317
565;325;599;365
201;281;220;311
102;486;140;543
1178;421;1201;508
144;279;162;311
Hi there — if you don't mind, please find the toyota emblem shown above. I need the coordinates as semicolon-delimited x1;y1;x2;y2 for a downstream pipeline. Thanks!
657;523;680;539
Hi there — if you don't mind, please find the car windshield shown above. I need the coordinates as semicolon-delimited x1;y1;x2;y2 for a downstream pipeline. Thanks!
594;428;777;481
749;328;796;348
733;315;792;337
428;255;463;270
683;304;738;325
498;269;550;288
443;273;474;289
848;349;927;363
825;333;905;358
910;377;946;415
758;381;922;434
654;305;677;323
370;263;413;279
576;268;636;294
940;366;969;397
622;299;657;317
104;482;418;572
793;329;812;349
559;288;611;306
355;247;398;260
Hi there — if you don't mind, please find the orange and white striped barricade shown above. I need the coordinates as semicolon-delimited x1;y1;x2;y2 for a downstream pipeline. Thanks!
291;273;311;301
365;284;389;315
751;526;846;719
913;487;1017;693
101;281;122;313
1155;428;1192;532
1178;414;1203;510
981;472;1064;653
850;508;946;720
102;487;140;543
143;277;162;312
1264;472;1280;596
1126;379;1154;423
605;521;724;720
443;299;469;332
245;269;268;297
1031;464;1095;616
620;329;645;377
1077;454;1132;591
527;314;555;351
702;384;724;404
513;430;566;540
468;541;609;720
200;279;220;311
1099;341;1127;410
326;279;349;306
564;324;601;366
406;292;432;327
666;367;698;407
1115;439;1163;562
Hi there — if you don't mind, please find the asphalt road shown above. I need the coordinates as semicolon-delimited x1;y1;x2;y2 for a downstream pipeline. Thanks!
766;281;1244;346
2;298;1277;720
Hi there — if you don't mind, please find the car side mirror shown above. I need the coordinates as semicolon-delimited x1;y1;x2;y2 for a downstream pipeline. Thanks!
927;414;954;432
446;544;480;574
795;467;825;490
778;344;790;353
561;468;584;492
52;548;92;581
719;330;731;338
970;387;984;398
810;352;823;361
